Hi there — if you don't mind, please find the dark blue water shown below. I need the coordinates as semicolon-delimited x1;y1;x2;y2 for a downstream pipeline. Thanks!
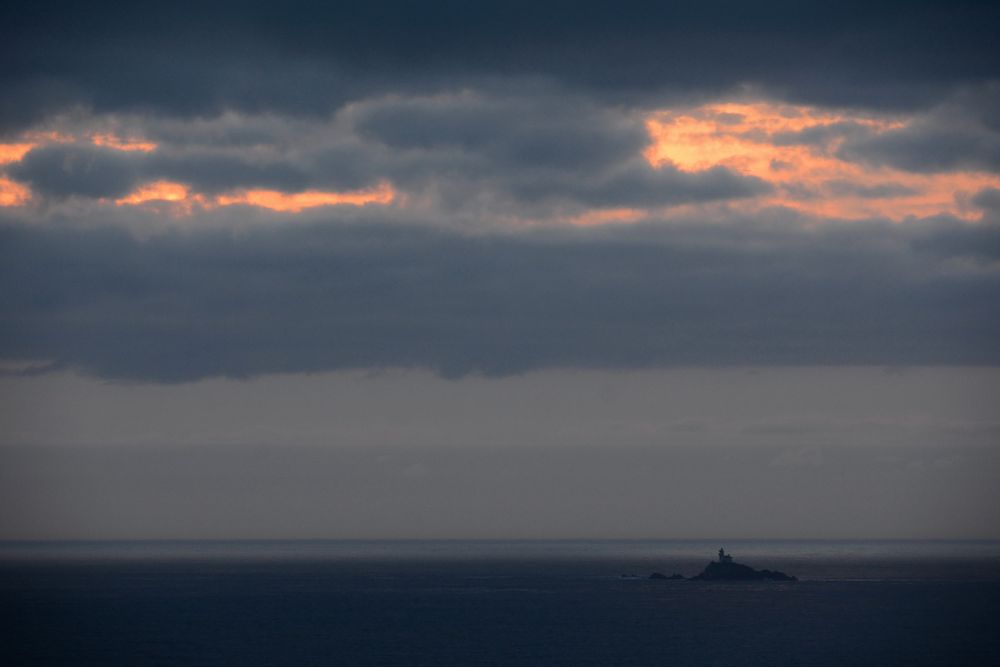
3;541;999;666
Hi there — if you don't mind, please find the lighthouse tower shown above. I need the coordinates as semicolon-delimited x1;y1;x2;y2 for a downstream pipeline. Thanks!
718;547;733;564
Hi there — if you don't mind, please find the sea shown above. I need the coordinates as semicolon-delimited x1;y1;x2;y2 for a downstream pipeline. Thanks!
2;540;999;666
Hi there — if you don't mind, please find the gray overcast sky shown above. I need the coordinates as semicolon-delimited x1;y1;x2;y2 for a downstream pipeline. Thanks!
1;1;998;539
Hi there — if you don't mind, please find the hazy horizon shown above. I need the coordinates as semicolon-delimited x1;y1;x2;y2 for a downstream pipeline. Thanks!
3;367;998;541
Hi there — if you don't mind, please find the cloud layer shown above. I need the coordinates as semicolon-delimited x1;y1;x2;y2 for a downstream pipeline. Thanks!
1;216;997;381
2;1;999;382
4;1;1000;133
4;92;1000;224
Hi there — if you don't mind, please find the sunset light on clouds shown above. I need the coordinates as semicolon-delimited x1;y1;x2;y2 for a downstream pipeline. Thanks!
1;130;397;214
113;180;190;206
0;177;30;206
0;142;34;164
89;133;157;153
645;102;1000;220
2;100;997;224
112;180;395;212
212;182;395;212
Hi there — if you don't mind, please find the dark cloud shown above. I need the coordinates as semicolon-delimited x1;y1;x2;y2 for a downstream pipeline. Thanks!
8;144;316;198
5;136;383;198
3;1;999;134
911;195;1000;259
973;187;1000;215
356;96;646;170
839;125;1000;173
1;217;997;382
507;161;770;207
837;87;1000;173
147;153;311;195
8;145;142;199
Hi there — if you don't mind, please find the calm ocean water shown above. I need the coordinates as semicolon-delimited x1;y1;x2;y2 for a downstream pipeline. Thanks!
2;540;999;666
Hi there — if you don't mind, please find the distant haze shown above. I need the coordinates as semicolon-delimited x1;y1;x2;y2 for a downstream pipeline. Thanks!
2;368;998;540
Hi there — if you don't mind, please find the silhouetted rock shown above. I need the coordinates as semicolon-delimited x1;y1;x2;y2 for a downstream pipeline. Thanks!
692;559;797;581
647;549;795;582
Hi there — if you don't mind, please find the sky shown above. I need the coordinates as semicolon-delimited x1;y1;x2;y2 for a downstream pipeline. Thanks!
1;1;998;540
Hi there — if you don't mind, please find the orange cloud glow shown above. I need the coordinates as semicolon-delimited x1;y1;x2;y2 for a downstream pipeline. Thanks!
214;183;396;212
1;131;154;167
115;181;191;206
562;207;647;227
0;178;31;207
91;133;158;152
110;180;396;214
0;143;35;164
644;101;1000;220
